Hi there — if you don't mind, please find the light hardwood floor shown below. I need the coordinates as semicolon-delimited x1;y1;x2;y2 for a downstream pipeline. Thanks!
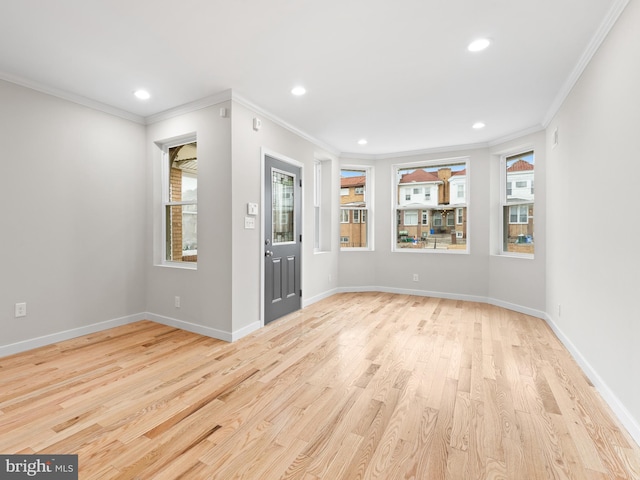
1;293;638;479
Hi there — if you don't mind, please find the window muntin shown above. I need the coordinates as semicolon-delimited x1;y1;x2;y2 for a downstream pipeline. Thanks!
502;150;534;255
340;168;371;249
164;141;197;264
394;159;467;251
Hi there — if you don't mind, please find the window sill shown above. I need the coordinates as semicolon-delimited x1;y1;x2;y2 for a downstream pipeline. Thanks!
340;247;374;252
493;252;534;260
393;248;468;254
156;262;198;270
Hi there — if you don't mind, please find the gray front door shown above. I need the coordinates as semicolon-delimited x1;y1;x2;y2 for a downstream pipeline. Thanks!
264;155;301;324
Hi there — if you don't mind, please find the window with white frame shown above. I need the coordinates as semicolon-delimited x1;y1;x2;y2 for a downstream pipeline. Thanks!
340;167;372;249
394;158;468;252
162;139;197;265
313;158;332;253
447;213;455;227
404;210;418;226
502;150;534;254
314;161;321;250
509;205;528;224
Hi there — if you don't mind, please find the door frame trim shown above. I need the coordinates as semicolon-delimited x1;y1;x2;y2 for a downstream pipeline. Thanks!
260;148;304;327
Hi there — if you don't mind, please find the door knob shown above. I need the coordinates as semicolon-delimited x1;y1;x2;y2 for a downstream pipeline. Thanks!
265;250;274;257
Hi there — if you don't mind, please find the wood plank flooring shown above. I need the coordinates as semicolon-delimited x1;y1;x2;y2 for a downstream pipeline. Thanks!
1;292;638;479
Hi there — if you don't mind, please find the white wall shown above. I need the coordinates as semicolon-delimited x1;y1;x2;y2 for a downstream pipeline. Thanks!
143;99;339;340
0;79;147;354
230;102;339;333
145;102;234;339
489;130;546;314
546;0;640;437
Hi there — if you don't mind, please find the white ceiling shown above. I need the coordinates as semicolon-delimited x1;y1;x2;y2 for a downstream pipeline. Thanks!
0;0;626;156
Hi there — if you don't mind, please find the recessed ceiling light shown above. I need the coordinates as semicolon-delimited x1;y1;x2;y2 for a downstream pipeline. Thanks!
358;139;368;145
472;122;486;129
134;89;150;100
467;38;491;52
291;86;306;96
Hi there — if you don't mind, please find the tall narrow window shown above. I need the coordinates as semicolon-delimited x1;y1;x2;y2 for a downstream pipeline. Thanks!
394;158;468;252
314;161;321;250
164;141;197;263
502;151;534;255
340;167;371;249
313;158;332;253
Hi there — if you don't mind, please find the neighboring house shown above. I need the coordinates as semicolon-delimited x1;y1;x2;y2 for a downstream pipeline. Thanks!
340;175;367;247
396;167;467;244
505;159;534;244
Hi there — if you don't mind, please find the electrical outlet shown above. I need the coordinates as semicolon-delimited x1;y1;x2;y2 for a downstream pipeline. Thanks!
175;296;181;308
15;302;27;318
412;274;419;282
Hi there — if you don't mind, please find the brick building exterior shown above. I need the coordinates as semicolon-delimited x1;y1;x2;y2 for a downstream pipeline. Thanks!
340;175;367;248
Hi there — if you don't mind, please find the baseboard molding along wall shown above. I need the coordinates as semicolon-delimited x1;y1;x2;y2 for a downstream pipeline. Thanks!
544;312;640;447
0;313;146;358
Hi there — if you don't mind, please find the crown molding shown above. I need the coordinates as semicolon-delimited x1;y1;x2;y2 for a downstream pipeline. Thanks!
230;91;340;156
144;89;233;125
340;141;489;161
0;71;145;124
486;124;544;147
542;0;630;127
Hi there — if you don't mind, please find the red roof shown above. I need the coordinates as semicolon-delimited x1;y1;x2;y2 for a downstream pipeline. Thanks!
451;169;466;176
507;159;534;172
399;169;440;184
341;175;366;187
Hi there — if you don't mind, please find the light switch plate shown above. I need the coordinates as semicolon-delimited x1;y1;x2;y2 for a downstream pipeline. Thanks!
244;216;255;229
247;202;259;215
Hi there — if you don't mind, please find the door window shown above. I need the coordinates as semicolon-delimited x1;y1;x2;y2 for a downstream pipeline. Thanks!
272;169;295;244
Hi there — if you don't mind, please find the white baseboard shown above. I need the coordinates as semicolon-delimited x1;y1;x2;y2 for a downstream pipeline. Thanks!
487;297;547;320
336;285;547;319
544;313;640;447
0;313;145;357
231;321;262;341
302;287;339;308
146;312;234;342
